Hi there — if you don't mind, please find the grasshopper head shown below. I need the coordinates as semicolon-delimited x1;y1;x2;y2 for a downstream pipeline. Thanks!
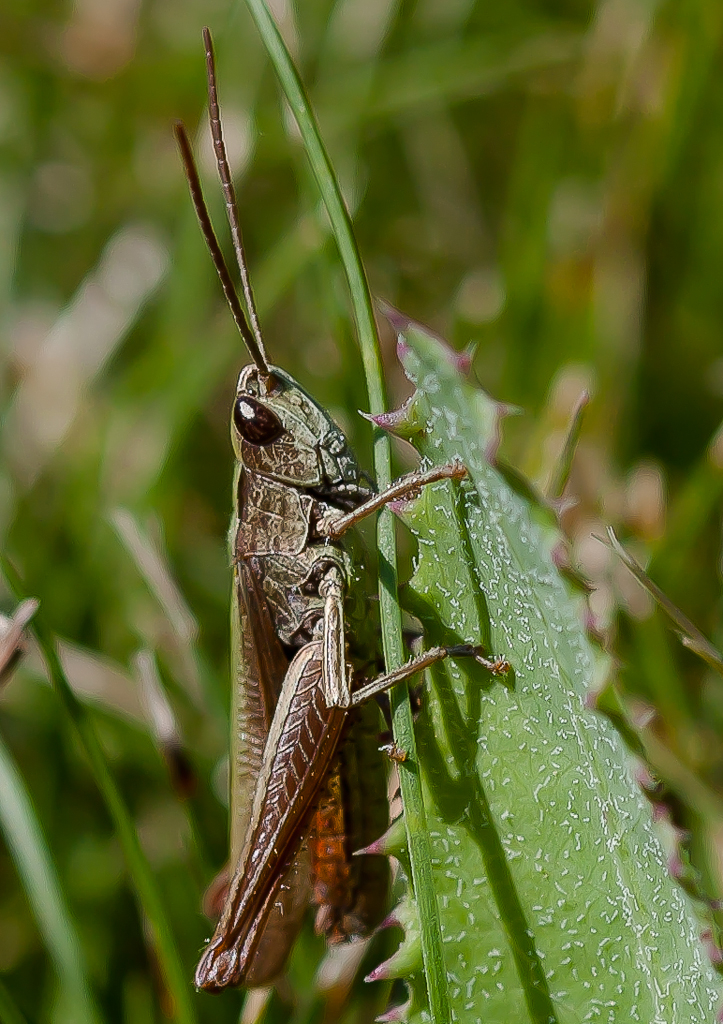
176;41;371;510
232;365;371;507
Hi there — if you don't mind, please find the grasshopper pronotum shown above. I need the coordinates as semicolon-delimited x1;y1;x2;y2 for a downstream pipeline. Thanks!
175;29;500;993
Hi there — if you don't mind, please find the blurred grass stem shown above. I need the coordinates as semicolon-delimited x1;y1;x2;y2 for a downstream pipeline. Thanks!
1;558;198;1024
0;733;99;1024
0;979;28;1024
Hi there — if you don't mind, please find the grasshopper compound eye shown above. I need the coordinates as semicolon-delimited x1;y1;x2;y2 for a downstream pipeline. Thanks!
233;396;285;446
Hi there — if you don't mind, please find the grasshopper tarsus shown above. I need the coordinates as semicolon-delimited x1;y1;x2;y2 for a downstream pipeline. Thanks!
445;644;512;676
379;741;408;764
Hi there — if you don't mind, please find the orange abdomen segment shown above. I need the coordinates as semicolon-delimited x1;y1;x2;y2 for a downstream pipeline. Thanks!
310;702;390;943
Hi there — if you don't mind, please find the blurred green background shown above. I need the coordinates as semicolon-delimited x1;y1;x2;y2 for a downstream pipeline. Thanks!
1;0;723;1021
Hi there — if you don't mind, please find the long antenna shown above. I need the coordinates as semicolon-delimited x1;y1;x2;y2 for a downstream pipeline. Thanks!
174;122;270;375
203;27;267;367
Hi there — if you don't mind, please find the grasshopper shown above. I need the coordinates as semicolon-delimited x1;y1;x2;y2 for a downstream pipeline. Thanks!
175;29;502;993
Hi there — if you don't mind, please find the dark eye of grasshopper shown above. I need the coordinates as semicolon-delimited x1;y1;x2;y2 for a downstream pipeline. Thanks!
234;396;285;446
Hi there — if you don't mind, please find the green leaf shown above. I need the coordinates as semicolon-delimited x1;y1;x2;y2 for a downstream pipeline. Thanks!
384;319;720;1023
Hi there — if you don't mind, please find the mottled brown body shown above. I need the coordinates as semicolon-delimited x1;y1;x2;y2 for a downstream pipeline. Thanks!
176;35;472;994
215;363;389;987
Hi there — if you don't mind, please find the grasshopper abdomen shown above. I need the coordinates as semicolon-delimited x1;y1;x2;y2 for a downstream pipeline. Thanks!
311;704;390;942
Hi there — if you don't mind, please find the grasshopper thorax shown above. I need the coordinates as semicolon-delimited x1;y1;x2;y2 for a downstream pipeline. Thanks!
232;364;372;509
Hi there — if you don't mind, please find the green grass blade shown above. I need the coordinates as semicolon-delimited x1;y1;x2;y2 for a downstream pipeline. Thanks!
240;4;450;1019
0;559;198;1024
608;527;723;676
545;389;589;500
0;732;100;1024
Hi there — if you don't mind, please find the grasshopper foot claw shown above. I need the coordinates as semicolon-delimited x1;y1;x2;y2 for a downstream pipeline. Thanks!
445;644;511;676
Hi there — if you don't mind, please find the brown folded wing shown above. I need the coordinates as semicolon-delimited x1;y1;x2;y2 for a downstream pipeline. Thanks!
196;639;346;991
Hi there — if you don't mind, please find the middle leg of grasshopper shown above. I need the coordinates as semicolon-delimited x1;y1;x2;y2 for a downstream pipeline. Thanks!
318;565;503;706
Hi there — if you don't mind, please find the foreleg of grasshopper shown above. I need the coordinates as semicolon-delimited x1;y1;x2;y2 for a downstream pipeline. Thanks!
316;461;467;539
